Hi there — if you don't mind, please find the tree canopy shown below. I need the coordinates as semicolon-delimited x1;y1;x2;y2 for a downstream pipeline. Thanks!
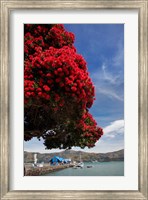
24;24;103;149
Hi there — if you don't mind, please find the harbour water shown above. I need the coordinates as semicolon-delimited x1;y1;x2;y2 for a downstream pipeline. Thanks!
44;161;124;176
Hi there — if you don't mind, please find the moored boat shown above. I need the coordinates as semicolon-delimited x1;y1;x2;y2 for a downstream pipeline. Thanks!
87;165;93;168
73;154;84;168
76;162;84;168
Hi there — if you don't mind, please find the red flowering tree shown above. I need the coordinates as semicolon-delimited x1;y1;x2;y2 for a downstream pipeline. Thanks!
24;24;103;149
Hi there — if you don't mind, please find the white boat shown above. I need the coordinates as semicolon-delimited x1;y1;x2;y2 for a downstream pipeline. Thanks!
74;154;84;168
76;162;84;168
92;160;98;163
73;162;84;169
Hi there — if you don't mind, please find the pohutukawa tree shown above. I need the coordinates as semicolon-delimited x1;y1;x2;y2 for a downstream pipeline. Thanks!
24;24;103;149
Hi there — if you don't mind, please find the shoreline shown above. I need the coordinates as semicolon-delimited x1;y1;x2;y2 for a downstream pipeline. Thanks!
25;164;73;176
24;161;124;176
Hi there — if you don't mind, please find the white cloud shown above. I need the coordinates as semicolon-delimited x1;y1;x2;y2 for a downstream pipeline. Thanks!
24;119;124;154
24;138;63;153
103;119;124;138
71;135;124;153
90;37;124;102
102;64;119;84
113;39;124;67
95;86;124;101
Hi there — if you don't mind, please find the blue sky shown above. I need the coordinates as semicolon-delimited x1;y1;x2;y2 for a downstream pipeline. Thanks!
24;24;124;153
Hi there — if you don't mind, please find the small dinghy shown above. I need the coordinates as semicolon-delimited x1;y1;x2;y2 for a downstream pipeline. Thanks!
87;165;93;168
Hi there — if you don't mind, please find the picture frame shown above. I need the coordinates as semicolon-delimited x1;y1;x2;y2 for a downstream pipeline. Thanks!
0;0;147;199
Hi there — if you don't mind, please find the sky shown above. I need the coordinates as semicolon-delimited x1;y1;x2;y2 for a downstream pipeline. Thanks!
24;24;124;153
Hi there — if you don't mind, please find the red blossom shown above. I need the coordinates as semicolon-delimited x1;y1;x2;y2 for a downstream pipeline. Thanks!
43;85;50;92
24;24;103;149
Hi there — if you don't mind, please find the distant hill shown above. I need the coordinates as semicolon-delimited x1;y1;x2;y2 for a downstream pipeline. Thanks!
24;149;124;163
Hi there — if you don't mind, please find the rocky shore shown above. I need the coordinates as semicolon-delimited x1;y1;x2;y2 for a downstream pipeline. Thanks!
25;164;73;176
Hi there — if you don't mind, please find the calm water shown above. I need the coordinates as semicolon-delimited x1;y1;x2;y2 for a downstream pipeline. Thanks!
44;161;124;176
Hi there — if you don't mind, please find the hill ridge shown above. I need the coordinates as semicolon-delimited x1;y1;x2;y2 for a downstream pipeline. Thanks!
24;149;124;163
